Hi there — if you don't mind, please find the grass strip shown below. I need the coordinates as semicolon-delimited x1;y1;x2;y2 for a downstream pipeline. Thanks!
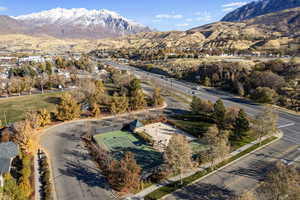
144;136;277;200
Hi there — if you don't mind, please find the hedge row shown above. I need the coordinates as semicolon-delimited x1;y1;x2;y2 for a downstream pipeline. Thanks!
39;155;52;200
134;131;155;145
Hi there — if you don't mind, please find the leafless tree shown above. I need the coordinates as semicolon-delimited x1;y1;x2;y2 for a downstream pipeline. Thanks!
164;134;193;184
253;106;278;145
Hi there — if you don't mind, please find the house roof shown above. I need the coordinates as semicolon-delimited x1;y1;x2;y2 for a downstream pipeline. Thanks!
0;142;19;159
0;158;11;174
129;120;144;129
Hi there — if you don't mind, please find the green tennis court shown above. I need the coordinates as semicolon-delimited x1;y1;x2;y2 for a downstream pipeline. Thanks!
93;130;163;171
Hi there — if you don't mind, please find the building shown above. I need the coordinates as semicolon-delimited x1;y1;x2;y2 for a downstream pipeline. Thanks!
128;120;144;132
18;56;45;63
0;142;19;187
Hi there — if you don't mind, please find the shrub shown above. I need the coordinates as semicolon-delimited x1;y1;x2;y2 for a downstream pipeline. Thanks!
150;165;171;182
251;87;278;103
18;177;32;197
39;155;52;200
135;131;154;145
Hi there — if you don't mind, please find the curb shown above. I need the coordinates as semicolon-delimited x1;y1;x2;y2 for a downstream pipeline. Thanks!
37;102;168;200
37;101;167;137
161;131;283;200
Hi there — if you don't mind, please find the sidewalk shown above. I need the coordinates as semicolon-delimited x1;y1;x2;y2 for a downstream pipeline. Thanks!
130;131;283;199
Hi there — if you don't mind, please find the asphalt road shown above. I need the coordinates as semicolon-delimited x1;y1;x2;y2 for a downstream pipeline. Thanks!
39;83;190;200
104;60;300;199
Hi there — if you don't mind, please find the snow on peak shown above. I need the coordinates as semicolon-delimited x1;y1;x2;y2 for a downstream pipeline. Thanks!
13;8;145;28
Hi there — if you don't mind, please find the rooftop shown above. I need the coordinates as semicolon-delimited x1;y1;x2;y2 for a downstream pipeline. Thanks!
0;142;19;159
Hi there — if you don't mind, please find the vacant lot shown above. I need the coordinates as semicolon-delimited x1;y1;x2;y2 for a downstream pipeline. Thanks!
0;92;62;124
93;130;163;171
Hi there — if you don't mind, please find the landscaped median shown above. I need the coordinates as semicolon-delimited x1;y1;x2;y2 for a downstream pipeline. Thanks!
142;133;282;200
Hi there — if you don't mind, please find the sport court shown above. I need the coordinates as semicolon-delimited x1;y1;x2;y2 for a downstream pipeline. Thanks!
93;130;163;171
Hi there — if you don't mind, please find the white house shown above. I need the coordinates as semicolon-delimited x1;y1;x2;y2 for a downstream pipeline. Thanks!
19;56;45;63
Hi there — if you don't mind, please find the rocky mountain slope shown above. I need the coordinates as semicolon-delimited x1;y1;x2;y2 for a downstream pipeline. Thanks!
0;15;27;34
222;0;300;22
0;8;150;39
95;7;300;54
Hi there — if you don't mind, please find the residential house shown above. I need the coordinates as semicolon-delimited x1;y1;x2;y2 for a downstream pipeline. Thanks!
128;120;144;132
0;142;19;187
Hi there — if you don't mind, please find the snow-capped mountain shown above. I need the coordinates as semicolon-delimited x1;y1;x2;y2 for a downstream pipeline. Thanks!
11;8;151;39
222;0;300;22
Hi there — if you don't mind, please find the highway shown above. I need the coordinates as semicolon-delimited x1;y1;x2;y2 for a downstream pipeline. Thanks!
104;60;300;199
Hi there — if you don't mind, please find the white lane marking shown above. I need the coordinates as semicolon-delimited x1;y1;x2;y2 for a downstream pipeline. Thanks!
288;155;300;166
279;123;295;129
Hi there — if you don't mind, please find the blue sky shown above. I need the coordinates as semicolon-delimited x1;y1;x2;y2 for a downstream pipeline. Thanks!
0;0;249;31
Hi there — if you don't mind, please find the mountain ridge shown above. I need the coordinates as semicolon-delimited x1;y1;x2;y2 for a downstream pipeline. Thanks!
0;8;151;39
222;0;300;22
93;7;300;55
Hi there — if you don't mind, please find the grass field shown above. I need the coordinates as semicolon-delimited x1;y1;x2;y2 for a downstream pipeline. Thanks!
0;92;62;124
93;131;163;171
169;119;212;138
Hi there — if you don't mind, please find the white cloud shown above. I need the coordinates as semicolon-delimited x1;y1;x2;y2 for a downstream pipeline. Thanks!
186;18;193;22
155;14;183;19
222;2;248;8
176;23;189;27
0;7;7;11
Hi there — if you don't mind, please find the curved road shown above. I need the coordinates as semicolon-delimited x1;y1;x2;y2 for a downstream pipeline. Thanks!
40;85;189;200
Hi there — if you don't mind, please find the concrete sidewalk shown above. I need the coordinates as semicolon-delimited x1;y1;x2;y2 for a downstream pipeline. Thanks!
130;131;283;199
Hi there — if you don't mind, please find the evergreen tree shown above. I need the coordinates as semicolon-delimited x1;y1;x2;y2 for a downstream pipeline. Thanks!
213;99;226;129
191;96;213;114
129;78;141;96
190;96;201;114
233;109;250;139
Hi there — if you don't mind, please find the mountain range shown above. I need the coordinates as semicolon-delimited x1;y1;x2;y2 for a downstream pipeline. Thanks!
0;8;151;39
95;6;300;54
222;0;300;22
0;0;299;54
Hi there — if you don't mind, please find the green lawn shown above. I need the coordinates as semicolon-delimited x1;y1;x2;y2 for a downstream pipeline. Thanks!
169;119;212;138
190;140;208;153
0;92;62;124
93;131;163;171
